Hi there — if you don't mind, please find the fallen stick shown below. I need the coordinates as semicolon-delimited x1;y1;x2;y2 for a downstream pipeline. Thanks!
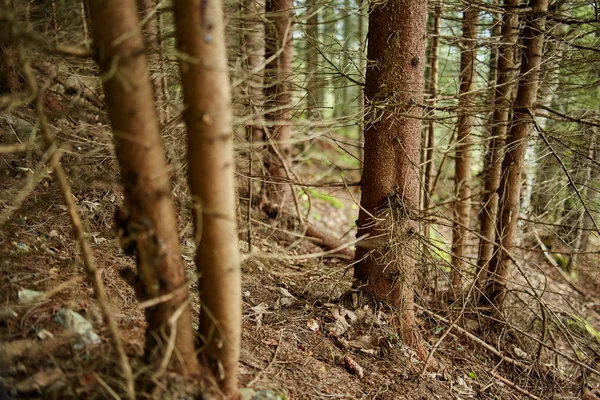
489;370;541;400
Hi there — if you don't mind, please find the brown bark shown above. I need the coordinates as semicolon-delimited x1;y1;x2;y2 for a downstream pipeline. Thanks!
173;0;241;394
354;0;427;357
483;0;549;308
260;0;294;218
477;0;520;287
566;131;597;273
305;0;321;120
357;0;366;168
242;0;266;143
422;1;440;251
137;0;165;123
87;0;200;375
451;3;479;290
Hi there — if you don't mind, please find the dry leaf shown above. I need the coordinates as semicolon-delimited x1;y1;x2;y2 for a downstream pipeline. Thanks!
307;318;320;332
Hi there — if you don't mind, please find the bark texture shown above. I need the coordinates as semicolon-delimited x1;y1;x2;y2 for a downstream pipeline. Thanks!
483;0;549;307
451;3;479;290
137;0;165;122
477;0;520;287
260;0;294;218
422;0;440;228
354;0;427;357
566;130;597;273
173;0;242;395
242;0;266;142
87;0;200;375
305;0;321;119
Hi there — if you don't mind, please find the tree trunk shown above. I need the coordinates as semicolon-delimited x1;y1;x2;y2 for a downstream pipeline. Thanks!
338;0;351;117
422;0;440;227
566;132;597;274
173;0;242;395
477;0;520;288
242;0;266;143
87;0;200;375
305;0;321;120
260;0;294;218
482;0;549;308
451;3;479;290
354;0;427;358
357;0;367;168
137;0;165;123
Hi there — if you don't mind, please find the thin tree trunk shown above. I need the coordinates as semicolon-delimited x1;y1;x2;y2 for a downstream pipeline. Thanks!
566;131;597;274
451;3;479;291
354;0;427;359
305;0;321;120
137;0;164;123
483;0;549;308
338;0;351;117
87;0;200;375
422;0;440;252
357;0;366;168
243;0;266;142
260;0;294;218
173;0;242;394
477;0;520;288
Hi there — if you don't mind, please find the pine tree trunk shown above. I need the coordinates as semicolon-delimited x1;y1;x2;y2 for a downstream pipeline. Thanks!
260;0;294;218
566;132;596;274
87;0;200;375
477;0;520;287
354;0;427;358
483;0;549;308
305;0;321;120
173;0;242;394
451;3;479;290
243;0;266;142
339;0;351;117
137;0;165;123
357;0;367;168
422;1;440;264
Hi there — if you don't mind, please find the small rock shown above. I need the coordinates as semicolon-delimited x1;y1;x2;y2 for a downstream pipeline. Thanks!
18;289;43;304
55;309;101;349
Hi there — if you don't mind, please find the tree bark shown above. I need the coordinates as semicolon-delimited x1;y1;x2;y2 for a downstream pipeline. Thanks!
305;0;321;120
137;0;165;123
260;0;294;218
242;0;266;142
482;0;549;308
566;129;597;274
477;0;520;288
451;3;479;291
422;0;440;233
354;0;427;358
87;0;200;375
173;0;242;395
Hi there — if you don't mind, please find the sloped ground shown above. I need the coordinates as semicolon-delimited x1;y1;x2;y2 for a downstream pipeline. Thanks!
1;102;600;400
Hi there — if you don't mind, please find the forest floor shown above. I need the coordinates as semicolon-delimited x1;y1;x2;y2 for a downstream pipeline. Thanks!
2;105;600;400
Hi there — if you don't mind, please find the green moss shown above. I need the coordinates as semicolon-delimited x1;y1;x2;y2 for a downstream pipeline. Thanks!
306;188;344;209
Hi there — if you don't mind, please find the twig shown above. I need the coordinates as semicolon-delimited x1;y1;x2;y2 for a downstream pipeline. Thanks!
94;373;122;400
417;305;530;371
157;299;189;375
488;370;541;400
0;143;30;153
247;329;284;387
16;36;135;399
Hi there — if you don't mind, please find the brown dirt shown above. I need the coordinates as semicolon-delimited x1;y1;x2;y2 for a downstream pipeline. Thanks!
1;98;599;400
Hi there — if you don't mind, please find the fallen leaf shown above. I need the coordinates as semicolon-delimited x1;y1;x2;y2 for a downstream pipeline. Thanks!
307;318;320;332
